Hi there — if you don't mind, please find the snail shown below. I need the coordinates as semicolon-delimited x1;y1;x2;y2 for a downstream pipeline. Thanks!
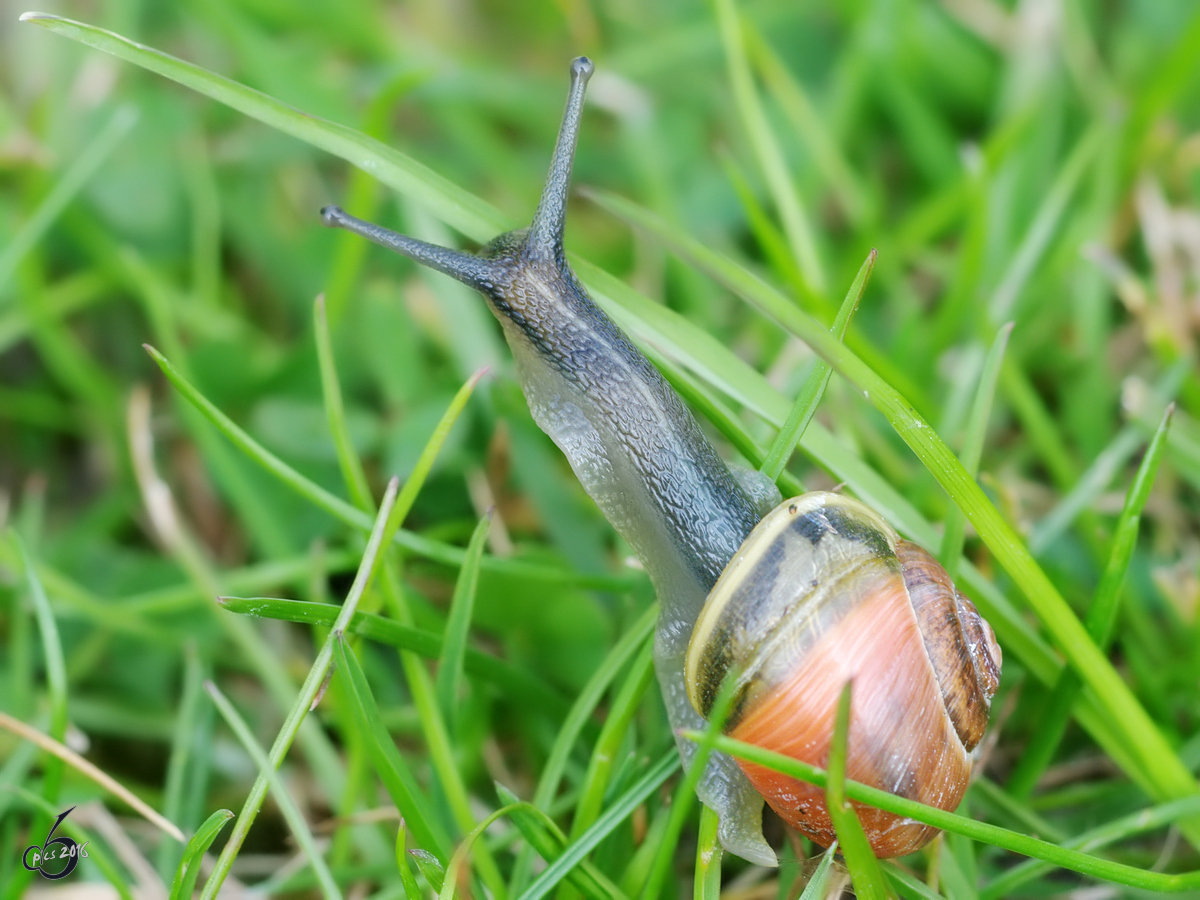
320;57;1001;862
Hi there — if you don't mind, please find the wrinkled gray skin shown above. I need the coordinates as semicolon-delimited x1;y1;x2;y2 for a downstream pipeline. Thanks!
321;57;781;867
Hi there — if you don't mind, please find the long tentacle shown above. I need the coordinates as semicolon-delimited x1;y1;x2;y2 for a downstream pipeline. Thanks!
320;205;500;291
525;57;593;262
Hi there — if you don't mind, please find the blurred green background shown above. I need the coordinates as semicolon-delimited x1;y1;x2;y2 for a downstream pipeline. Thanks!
2;0;1200;895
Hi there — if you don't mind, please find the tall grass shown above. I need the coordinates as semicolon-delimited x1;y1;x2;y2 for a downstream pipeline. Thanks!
2;2;1199;897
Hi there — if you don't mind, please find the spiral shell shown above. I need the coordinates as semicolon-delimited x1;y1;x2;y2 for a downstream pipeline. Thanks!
685;492;1002;857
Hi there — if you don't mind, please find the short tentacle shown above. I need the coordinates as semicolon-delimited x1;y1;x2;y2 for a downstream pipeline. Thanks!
524;56;594;262
320;205;500;291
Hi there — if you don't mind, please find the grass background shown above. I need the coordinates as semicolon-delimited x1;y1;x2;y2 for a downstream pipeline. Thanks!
2;0;1200;896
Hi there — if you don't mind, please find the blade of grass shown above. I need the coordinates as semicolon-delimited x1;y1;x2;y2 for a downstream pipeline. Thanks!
0;711;184;842
435;511;492;731
938;322;1013;580
1008;403;1176;797
16;534;68;809
517;751;680;900
18;14;506;243
712;0;826;299
412;849;447;892
199;477;399;900
143;345;626;587
355;374;509;900
205;680;342;899
685;731;1200;891
981;792;1200;899
797;846;839;900
826;682;892;899
0;105;137;299
495;784;630;900
511;605;656;891
167;809;234;900
746;25;872;226
396;826;424;899
220;596;572;716
439;803;533;900
694;805;722;900
315;294;374;512
569;640;656;840
988;122;1106;322
128;384;347;807
719;152;808;301
333;633;454;861
156;642;208;880
760;249;874;482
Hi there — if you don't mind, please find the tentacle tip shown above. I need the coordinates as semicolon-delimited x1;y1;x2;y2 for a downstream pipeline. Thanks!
320;205;345;228
571;56;594;81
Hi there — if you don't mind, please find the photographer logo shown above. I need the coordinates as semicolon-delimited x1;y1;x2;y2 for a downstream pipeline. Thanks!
22;806;88;880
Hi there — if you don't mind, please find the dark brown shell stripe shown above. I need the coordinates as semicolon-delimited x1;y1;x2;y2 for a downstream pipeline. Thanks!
898;541;999;751
688;497;903;729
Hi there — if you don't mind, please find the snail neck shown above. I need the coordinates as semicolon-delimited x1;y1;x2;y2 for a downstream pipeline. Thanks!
485;246;761;595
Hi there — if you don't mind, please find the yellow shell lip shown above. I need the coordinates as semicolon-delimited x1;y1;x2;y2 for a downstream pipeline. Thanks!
684;492;900;721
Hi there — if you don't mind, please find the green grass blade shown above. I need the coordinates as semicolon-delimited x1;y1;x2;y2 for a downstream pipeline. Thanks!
569;640;656;839
435;511;491;731
157;642;208;879
18;14;505;243
719;152;808;300
826;682;892;898
144;345;614;585
333;634;454;860
760;249;873;482
517;752;680;900
693;805;722;900
746;26;872;226
1086;403;1175;646
939;322;1013;579
988;123;1106;322
0;104;136;298
712;0;826;298
1008;403;1176;797
980;793;1200;899
686;732;1200;891
220;596;572;715
10;533;70;900
315;295;374;512
204;680;342;899
411;849;447;892
797;846;839;900
511;605;656;891
495;784;630;900
200;477;400;899
16;535;68;799
395;826;425;900
168;809;233;900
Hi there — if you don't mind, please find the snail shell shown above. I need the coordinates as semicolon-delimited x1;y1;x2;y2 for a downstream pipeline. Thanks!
686;492;1002;857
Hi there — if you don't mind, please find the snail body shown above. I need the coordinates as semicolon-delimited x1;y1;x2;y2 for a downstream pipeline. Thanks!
322;57;1000;863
